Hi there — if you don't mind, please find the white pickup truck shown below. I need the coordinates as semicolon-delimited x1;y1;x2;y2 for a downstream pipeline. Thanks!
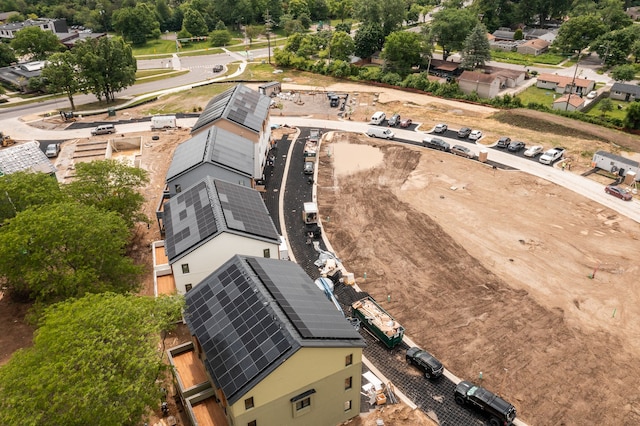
539;147;565;165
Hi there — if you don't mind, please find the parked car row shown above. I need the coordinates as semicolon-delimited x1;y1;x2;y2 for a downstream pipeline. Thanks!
370;111;413;128
422;137;477;159
406;346;517;426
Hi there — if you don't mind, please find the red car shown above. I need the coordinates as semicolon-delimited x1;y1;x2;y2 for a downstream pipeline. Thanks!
400;118;413;128
605;185;633;201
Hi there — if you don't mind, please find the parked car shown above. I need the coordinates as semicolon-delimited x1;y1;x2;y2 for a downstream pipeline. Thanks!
434;123;448;133
507;141;526;152
303;161;314;175
388;113;401;127
91;124;116;136
457;127;472;138
366;127;394;139
400;118;413;128
496;137;512;148
422;137;450;152
45;143;60;158
451;145;476;159
524;145;543;157
539;147;565;165
469;130;483;141
454;380;517;426
605;185;633;201
587;90;598;99
212;64;224;73
329;95;340;107
371;111;386;125
406;346;444;379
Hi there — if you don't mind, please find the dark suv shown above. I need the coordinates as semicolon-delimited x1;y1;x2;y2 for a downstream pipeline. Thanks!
388;113;401;127
406;347;443;379
457;127;472;138
422;137;450;152
454;381;517;426
496;137;511;148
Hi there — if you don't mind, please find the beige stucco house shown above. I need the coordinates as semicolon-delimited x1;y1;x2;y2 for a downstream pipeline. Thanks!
536;73;595;96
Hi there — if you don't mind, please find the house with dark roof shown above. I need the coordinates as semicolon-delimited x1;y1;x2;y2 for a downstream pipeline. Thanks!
190;84;272;178
165;125;257;196
609;82;640;102
536;73;595;96
161;176;280;294
0;18;67;39
169;255;365;426
492;27;516;41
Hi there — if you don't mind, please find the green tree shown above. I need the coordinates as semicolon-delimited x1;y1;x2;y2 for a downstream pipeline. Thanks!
63;159;149;229
74;37;137;103
328;30;355;61
182;8;209;37
245;25;260;45
597;0;632;31
0;202;142;303
209;29;232;46
553;14;607;54
334;22;351;33
155;0;173;32
10;27;62;60
112;4;161;45
513;28;523;40
624;101;640;129
611;64;636;81
461;23;491;70
430;7;477;60
598;97;613;117
42;51;80;110
0;171;63;224
354;22;384;59
0;293;184;426
353;0;406;36
289;0;311;18
381;31;426;76
328;0;353;21
407;3;421;24
0;42;16;67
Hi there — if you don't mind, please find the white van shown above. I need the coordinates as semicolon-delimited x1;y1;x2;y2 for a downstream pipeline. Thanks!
371;111;386;125
366;127;394;140
151;115;177;130
279;236;290;261
91;124;116;136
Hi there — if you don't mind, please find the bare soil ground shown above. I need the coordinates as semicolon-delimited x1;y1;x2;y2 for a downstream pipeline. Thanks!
3;80;640;425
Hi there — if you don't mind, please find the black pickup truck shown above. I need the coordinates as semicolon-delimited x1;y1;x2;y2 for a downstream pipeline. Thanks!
454;380;516;426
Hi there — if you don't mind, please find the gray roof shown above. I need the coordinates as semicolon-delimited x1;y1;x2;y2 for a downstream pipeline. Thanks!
595;150;639;168
184;255;365;405
163;177;279;262
493;30;515;40
0;141;56;175
166;126;255;181
611;82;640;97
191;84;271;134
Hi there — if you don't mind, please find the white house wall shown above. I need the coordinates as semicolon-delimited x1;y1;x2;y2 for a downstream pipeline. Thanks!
172;233;280;294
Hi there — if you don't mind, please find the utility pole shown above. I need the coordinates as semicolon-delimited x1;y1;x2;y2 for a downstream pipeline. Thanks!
264;10;274;65
565;50;582;112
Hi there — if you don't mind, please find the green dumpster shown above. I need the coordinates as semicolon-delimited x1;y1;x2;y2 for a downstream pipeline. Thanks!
107;107;116;117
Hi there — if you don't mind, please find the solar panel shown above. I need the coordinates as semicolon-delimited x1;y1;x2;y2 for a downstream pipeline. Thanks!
246;257;363;340
208;127;254;176
214;180;279;241
184;258;294;403
191;86;235;133
163;180;218;261
165;131;208;180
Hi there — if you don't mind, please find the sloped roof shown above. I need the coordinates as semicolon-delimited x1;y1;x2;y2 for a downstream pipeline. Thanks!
0;141;56;175
163;177;279;262
554;94;585;108
520;38;550;49
493;29;515;40
166;126;255;181
459;70;499;84
537;73;594;89
611;82;640;97
184;255;365;405
191;84;271;134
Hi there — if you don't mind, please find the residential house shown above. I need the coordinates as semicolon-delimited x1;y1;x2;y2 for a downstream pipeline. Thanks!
0;12;19;23
0;61;46;92
190;84;272;179
169;255;366;426
161;176;280;294
517;38;550;56
165;125;257;196
0;141;56;176
552;94;585;111
626;6;640;21
492;27;516;41
458;71;502;98
536;73;595;96
609;82;640;102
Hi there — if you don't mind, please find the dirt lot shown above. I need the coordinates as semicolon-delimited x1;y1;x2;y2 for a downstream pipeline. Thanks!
2;80;640;425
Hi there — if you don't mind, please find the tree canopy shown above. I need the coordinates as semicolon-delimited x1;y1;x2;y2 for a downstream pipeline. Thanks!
0;171;63;224
0;293;184;426
381;31;428;76
112;4;161;46
430;8;478;60
461;23;491;70
10;26;62;60
42;51;80;110
0;202;142;303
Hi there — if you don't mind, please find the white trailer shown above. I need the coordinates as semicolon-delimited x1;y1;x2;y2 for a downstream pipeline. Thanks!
151;115;177;130
591;150;640;180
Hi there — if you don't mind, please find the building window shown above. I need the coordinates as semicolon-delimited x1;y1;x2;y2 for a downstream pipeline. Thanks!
344;400;352;412
344;376;352;390
245;397;254;410
185;284;193;292
345;354;353;366
295;397;311;411
248;421;256;426
175;184;182;193
181;264;190;274
263;248;270;258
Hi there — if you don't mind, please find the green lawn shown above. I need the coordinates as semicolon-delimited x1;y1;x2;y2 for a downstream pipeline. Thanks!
517;86;560;107
490;50;567;67
586;98;630;121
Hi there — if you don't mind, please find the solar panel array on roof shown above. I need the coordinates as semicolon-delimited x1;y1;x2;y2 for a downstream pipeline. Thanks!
165;130;208;180
185;259;294;403
214;179;279;241
247;257;363;340
208;127;254;176
164;180;218;261
191;86;236;134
